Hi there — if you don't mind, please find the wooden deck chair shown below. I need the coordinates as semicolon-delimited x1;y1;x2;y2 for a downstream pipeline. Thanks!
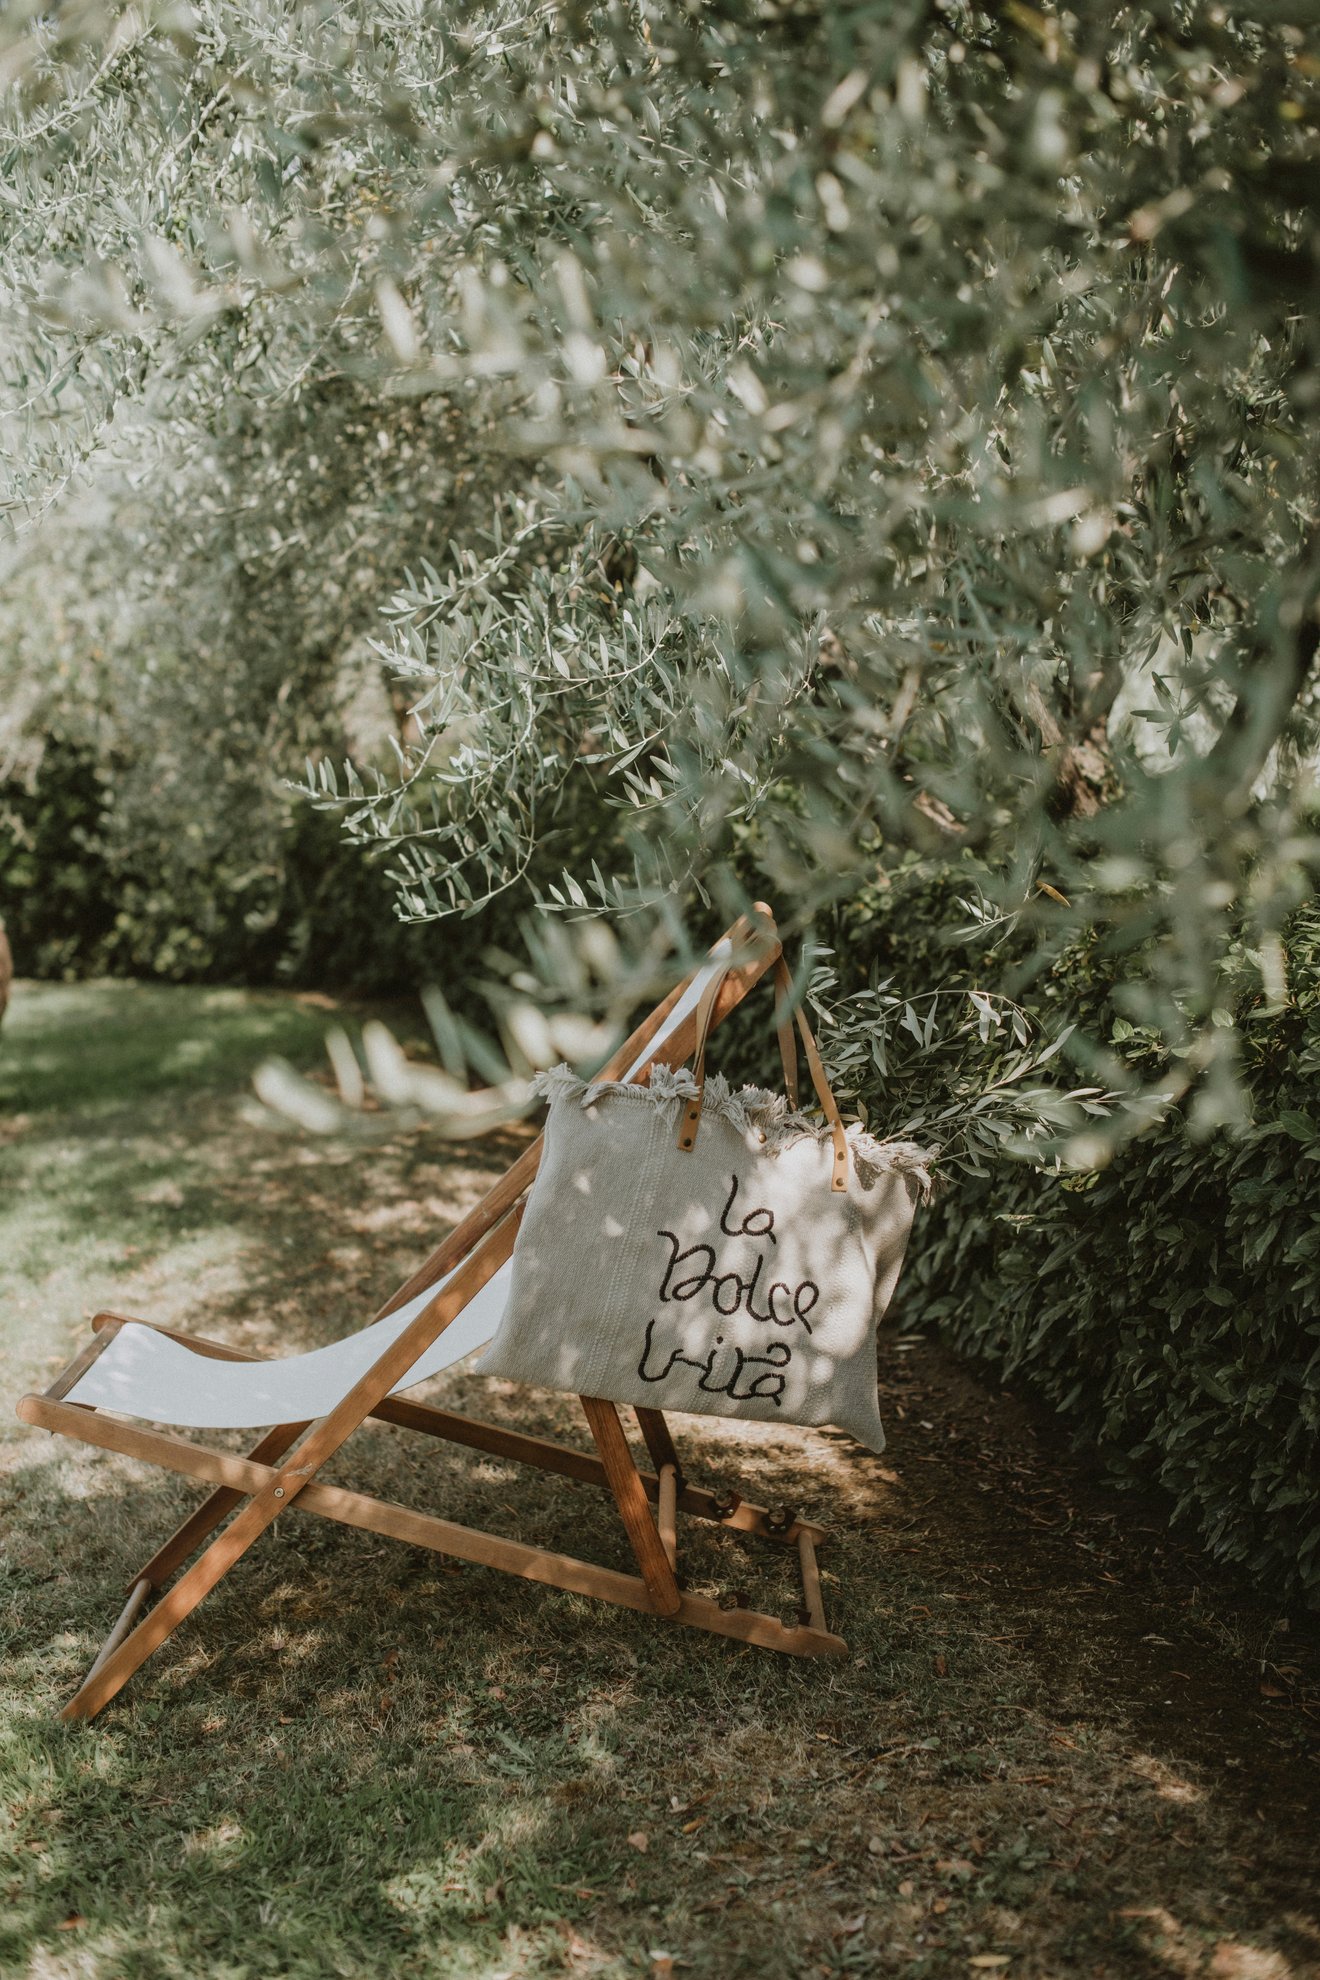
18;907;848;1722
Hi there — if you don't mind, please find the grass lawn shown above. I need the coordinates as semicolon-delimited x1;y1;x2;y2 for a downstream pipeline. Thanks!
2;978;1318;1980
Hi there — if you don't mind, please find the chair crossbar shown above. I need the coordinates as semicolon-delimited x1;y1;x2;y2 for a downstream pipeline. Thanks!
21;1389;847;1687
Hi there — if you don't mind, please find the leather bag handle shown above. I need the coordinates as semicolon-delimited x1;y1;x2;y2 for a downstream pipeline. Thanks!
676;953;850;1193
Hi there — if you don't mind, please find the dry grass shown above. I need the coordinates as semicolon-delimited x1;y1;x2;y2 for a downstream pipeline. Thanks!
2;978;1318;1980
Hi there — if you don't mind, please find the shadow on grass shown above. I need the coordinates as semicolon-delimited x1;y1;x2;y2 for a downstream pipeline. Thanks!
1;978;519;1372
0;980;347;1116
7;1379;1320;1980
4;980;1320;1978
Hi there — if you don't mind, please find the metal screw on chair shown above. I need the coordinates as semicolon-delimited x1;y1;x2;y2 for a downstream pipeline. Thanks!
764;1503;793;1535
718;1588;748;1611
712;1488;741;1520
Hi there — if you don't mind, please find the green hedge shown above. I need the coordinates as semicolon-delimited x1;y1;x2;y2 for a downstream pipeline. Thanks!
894;908;1320;1611
0;736;439;992
0;734;632;1006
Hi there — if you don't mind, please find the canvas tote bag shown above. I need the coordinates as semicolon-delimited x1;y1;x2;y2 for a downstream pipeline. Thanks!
477;958;934;1451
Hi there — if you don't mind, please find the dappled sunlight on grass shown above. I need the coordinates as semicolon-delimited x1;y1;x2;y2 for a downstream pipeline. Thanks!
0;979;337;1116
3;981;1319;1978
1114;1911;1299;1979
1128;1754;1205;1805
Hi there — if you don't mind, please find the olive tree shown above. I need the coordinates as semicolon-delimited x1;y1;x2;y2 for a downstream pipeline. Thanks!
4;0;1318;1145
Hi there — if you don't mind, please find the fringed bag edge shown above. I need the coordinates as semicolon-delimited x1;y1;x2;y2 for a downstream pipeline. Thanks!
532;1061;938;1200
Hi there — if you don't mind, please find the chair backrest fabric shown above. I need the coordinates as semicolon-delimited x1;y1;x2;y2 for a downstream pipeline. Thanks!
63;951;735;1429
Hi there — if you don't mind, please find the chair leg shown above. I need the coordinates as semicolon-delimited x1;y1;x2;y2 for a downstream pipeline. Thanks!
84;1577;154;1686
634;1405;683;1487
61;1476;307;1721
580;1396;681;1617
68;1422;312;1712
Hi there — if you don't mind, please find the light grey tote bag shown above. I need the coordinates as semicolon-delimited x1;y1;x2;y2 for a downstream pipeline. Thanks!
478;960;934;1451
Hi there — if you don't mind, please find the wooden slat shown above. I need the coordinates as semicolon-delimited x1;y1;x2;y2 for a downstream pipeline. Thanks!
369;1394;601;1485
634;1406;682;1484
45;1321;121;1401
22;1394;847;1663
798;1528;826;1633
84;1577;153;1685
133;1420;311;1590
658;1462;678;1572
580;1396;681;1617
19;1393;300;1493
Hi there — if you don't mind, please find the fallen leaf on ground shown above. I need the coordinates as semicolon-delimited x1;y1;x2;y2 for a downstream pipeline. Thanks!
937;1857;975;1879
628;1831;649;1852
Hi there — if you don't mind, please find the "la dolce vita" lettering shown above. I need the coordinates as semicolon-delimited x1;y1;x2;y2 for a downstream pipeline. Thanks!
635;1174;821;1407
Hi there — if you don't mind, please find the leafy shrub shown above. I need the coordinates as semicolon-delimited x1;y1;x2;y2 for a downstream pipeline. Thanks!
0;728;632;1001
0;735;436;992
890;898;1320;1610
0;739;120;980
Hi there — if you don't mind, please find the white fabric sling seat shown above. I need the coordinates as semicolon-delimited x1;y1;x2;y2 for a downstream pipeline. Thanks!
62;1274;506;1429
62;954;724;1427
19;908;857;1722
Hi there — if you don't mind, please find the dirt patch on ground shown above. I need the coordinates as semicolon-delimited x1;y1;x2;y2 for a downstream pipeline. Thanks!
871;1333;1319;1834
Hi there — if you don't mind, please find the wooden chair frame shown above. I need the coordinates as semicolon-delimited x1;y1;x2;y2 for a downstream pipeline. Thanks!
18;909;847;1722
